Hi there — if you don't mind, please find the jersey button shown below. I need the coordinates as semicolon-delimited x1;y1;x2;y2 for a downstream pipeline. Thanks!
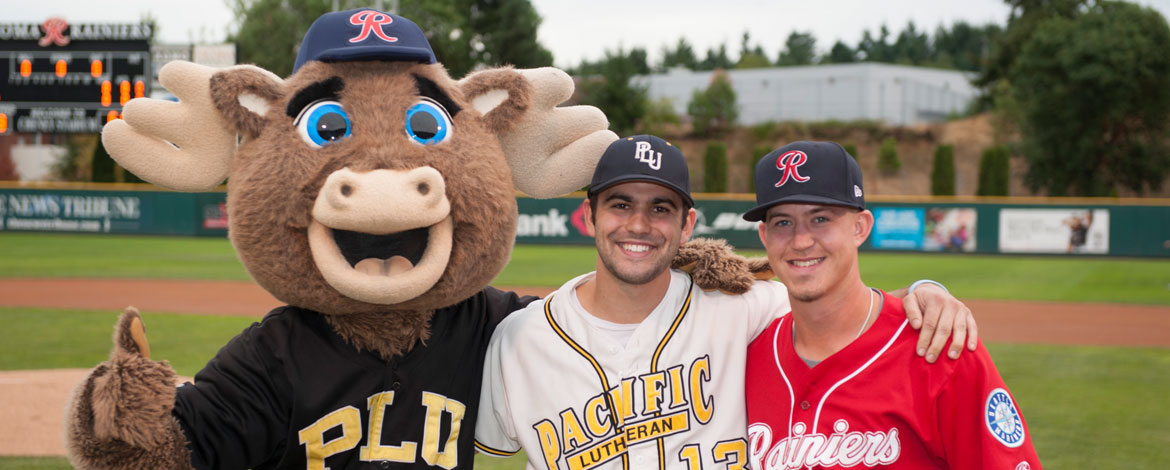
380;460;390;469
391;381;401;390
800;400;810;410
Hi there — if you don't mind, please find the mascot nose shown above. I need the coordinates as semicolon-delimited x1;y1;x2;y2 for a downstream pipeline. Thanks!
322;167;447;212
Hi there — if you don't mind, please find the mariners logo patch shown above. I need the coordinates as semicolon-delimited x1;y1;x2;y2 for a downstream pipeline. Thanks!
985;388;1025;447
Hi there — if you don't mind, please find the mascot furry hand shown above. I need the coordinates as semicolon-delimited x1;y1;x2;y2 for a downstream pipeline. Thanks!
64;9;753;470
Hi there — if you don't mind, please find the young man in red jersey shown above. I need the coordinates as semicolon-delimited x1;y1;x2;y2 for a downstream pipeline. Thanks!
743;141;1041;469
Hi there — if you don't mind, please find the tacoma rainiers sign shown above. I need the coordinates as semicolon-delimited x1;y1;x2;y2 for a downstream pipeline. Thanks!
0;18;152;134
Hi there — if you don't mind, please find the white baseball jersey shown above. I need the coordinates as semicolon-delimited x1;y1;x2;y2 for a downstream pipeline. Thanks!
475;269;790;470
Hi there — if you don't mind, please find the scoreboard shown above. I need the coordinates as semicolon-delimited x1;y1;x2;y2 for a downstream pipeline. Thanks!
0;19;152;134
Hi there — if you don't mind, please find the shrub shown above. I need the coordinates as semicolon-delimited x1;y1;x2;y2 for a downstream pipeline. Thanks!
703;141;728;192
878;137;901;173
841;143;859;162
977;145;1011;196
931;144;956;196
749;144;773;192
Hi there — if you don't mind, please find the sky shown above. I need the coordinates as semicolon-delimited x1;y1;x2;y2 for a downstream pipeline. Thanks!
7;0;1170;68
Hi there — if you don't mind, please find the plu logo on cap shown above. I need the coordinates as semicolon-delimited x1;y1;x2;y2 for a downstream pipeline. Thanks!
633;141;663;170
348;10;398;44
774;150;810;187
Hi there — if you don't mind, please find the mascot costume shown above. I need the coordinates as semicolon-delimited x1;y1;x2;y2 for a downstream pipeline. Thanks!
63;9;761;470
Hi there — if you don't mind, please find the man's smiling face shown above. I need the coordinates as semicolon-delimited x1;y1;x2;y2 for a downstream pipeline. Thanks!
585;181;695;286
758;203;872;302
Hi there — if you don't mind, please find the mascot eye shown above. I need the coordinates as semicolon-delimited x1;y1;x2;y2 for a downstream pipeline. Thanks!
405;98;453;145
295;100;352;148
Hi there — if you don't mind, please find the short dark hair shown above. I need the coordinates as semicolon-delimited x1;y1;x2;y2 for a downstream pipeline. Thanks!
587;196;693;229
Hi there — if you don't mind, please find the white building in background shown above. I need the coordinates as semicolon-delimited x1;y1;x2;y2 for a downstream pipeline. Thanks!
633;62;978;126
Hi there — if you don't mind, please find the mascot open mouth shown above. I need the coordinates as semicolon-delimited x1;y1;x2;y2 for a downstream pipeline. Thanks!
333;226;429;276
308;217;454;305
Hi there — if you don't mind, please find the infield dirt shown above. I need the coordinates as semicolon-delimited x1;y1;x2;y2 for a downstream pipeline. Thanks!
1;277;1167;456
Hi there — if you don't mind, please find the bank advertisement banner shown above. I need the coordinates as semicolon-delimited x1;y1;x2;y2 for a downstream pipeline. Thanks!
999;208;1109;254
515;197;764;249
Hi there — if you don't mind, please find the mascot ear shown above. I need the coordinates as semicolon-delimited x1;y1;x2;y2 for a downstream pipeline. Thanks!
209;65;285;139
459;67;618;198
458;67;531;135
100;61;281;191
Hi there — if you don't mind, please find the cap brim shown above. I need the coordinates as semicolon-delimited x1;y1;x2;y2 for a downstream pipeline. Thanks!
742;195;864;221
316;45;436;64
588;175;694;206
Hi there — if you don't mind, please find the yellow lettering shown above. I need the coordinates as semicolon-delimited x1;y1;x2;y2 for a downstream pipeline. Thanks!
534;419;562;470
713;439;747;470
641;371;667;414
299;406;362;470
560;409;591;452
666;365;687;409
689;356;714;424
584;394;612;437
678;443;701;470
569;432;628;470
420;392;464;469
360;392;417;463
607;378;637;427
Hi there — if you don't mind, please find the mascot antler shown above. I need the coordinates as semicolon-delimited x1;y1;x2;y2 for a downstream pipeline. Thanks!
461;67;617;198
101;61;282;191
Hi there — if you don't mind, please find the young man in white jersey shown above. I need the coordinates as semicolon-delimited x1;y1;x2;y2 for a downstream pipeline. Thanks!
744;141;1041;469
475;135;977;470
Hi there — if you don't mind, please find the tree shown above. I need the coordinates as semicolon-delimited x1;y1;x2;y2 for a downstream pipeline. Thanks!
698;44;734;71
857;25;892;62
977;146;1011;196
878;137;901;173
638;97;681;137
736;31;771;69
703;141;728;193
823;41;857;64
577;48;648;136
974;0;1086;90
892;21;931;65
687;72;738;136
661;37;699;71
933;21;1001;72
228;0;333;77
1011;1;1170;195
777;31;816;66
931;144;956;195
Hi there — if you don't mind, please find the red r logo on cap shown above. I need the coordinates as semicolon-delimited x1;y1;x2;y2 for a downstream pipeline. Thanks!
774;150;810;187
349;11;398;43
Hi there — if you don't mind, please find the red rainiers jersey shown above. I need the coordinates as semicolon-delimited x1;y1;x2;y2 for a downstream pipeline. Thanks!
745;291;1042;470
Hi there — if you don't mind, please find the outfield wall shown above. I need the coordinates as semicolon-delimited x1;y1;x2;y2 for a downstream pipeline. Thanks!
1;183;1167;258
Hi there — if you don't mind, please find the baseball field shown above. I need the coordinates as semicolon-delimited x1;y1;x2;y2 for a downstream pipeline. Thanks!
1;232;1168;469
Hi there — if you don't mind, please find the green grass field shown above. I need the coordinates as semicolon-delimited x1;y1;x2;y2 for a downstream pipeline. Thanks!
1;233;1168;304
1;232;1168;469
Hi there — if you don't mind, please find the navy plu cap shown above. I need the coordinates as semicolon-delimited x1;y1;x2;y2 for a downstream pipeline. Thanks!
743;141;864;222
588;135;693;206
293;8;436;73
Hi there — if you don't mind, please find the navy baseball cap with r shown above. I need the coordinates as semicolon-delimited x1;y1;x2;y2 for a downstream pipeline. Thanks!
588;135;694;206
743;141;864;222
292;8;436;73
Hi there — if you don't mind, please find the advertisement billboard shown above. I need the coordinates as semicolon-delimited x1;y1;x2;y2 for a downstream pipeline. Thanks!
999;208;1109;254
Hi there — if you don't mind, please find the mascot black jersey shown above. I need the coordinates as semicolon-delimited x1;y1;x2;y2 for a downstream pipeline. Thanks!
173;287;536;470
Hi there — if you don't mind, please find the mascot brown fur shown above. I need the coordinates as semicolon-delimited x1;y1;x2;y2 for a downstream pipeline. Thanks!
64;9;757;470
